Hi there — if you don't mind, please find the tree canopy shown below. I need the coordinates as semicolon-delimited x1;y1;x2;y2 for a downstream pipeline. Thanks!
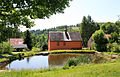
0;0;72;28
100;22;119;34
80;15;99;46
92;30;108;52
0;0;72;43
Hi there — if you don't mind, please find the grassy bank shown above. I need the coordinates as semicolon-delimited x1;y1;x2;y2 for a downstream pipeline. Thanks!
0;49;97;63
0;51;37;63
0;61;120;77
49;50;97;54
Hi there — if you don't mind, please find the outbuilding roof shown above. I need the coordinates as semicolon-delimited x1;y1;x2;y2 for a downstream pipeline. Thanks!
9;38;24;45
13;44;27;49
8;38;27;49
49;31;82;41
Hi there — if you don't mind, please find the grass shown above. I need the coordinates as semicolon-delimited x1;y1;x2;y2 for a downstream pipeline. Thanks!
49;50;97;54
0;50;120;77
0;58;9;62
67;55;91;66
0;51;37;62
103;52;120;55
0;61;120;77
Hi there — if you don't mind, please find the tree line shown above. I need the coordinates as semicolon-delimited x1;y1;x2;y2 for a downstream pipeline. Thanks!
80;15;120;52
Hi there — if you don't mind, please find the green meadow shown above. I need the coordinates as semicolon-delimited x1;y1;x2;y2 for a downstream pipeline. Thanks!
0;61;120;77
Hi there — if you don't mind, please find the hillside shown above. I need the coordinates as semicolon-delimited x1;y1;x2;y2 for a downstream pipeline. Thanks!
30;25;80;36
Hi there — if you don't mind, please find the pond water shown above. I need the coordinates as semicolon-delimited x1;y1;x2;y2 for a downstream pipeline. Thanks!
1;54;83;70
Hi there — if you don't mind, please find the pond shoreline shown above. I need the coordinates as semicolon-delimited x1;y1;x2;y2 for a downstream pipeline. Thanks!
0;51;99;70
0;54;34;69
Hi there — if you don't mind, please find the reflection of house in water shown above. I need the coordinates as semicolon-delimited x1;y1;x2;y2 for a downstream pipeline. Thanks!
48;54;81;67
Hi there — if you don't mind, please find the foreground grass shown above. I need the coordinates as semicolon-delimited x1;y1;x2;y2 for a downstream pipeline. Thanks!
0;62;120;77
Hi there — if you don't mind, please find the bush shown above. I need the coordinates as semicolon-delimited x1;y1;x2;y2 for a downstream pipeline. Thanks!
107;42;120;52
82;48;89;50
77;55;91;64
23;48;29;52
92;30;108;52
67;55;91;67
62;65;69;70
91;42;96;50
67;57;78;67
31;47;41;52
109;32;119;43
0;42;14;54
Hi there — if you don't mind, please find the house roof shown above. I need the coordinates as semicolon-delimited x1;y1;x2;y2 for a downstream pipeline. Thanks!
9;38;24;45
105;34;111;38
8;38;28;49
13;44;27;48
49;31;82;41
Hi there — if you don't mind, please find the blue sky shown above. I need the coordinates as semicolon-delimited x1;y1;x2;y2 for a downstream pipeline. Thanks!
21;0;120;31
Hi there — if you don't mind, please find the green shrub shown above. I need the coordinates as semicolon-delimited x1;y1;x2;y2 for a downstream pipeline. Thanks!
91;42;96;50
92;30;108;52
109;32;119;43
0;42;14;54
67;55;91;67
63;65;69;70
82;48;89;50
77;55;91;64
67;57;78;67
107;42;120;52
23;48;29;52
31;47;41;52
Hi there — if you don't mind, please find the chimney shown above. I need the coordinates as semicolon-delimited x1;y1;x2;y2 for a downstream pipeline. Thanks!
64;28;69;40
64;29;67;34
64;26;67;34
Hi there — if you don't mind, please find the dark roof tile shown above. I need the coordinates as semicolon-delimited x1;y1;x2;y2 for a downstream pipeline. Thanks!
49;31;82;41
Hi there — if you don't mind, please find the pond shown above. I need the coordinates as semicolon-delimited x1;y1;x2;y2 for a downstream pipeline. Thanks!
1;54;83;70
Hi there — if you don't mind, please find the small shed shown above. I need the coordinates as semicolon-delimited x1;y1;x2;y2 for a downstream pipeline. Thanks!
8;38;27;51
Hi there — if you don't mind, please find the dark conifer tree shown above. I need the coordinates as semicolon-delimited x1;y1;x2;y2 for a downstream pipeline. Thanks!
80;15;99;47
24;30;32;50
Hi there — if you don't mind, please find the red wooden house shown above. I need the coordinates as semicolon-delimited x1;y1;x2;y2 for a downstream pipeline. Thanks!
48;30;82;51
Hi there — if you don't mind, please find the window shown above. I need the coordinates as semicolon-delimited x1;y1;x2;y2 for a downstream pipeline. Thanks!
63;42;66;46
57;42;59;46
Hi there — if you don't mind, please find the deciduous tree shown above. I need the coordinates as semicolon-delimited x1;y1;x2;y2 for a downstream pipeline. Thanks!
0;0;72;42
92;30;108;52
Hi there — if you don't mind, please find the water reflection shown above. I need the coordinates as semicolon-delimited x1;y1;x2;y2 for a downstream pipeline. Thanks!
27;57;30;63
1;54;83;70
6;55;49;70
49;54;82;67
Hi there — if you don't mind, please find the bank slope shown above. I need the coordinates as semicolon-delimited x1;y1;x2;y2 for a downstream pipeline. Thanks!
1;62;120;77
